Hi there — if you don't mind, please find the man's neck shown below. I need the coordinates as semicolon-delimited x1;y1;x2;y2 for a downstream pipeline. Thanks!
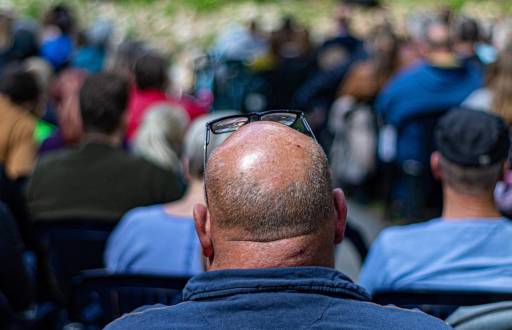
442;186;502;220
164;178;204;217
208;234;335;271
82;131;123;147
427;50;459;68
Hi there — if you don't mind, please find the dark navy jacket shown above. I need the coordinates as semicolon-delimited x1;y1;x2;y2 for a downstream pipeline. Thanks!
376;59;482;164
106;267;450;329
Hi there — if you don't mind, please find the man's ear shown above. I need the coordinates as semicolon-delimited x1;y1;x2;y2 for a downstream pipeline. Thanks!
193;203;214;262
333;188;347;245
431;152;442;180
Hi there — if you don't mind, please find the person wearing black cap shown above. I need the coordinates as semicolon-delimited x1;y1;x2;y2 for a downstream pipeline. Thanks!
359;109;512;295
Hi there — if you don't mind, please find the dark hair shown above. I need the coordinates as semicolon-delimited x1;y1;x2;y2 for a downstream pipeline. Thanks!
455;17;480;43
0;64;40;105
134;52;168;91
44;4;74;34
79;72;129;134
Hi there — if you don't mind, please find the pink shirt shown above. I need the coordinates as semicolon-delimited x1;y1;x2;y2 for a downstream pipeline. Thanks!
126;88;209;141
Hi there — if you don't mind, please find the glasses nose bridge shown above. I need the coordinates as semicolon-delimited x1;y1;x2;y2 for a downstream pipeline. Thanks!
247;113;261;123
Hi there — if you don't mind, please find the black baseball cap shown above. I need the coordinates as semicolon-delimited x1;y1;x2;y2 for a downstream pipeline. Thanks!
435;109;510;167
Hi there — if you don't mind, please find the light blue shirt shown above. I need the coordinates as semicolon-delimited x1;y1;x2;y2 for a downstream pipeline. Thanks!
359;218;512;295
105;205;203;276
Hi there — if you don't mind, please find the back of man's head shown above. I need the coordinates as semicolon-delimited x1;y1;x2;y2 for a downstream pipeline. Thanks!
0;64;40;108
205;122;335;242
455;17;480;44
79;72;129;134
434;109;509;195
134;52;168;91
425;20;453;52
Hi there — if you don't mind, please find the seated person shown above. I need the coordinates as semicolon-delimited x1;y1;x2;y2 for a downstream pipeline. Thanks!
360;109;512;294
105;112;233;276
0;201;33;313
0;65;40;180
27;72;182;222
106;115;448;329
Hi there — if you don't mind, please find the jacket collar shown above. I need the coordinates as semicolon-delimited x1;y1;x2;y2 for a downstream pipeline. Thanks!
183;266;370;302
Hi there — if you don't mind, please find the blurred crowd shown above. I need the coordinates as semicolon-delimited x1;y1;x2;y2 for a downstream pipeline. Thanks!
0;0;512;328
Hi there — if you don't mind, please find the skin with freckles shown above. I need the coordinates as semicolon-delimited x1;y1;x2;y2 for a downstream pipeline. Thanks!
193;121;347;271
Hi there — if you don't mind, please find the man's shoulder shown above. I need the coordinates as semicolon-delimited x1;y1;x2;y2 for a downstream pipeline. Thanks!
324;299;450;329
105;302;207;330
377;219;442;241
35;148;76;169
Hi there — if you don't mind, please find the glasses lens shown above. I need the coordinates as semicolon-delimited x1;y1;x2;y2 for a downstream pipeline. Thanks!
260;112;298;126
211;116;249;134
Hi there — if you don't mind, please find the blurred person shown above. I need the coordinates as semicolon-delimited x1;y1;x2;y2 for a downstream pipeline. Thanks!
317;0;364;71
72;20;112;73
0;65;41;179
38;68;88;155
27;72;182;222
106;117;449;330
361;109;512;294
132;103;189;173
107;39;148;80
464;44;512;119
105;112;234;276
329;25;401;187
0;201;34;314
127;51;206;141
453;16;482;68
0;11;39;73
336;24;401;103
40;4;75;71
492;18;512;54
375;20;482;212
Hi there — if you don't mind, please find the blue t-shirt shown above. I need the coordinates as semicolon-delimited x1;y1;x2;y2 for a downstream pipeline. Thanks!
104;205;203;276
359;218;512;295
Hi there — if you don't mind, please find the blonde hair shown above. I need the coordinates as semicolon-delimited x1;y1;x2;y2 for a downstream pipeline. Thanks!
490;45;512;126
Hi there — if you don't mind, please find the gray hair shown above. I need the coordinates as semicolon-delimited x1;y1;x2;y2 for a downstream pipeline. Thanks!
184;111;238;179
132;103;189;173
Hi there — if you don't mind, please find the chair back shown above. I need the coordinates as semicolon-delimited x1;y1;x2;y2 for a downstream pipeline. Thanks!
373;290;512;320
35;220;117;299
70;269;190;328
446;301;512;329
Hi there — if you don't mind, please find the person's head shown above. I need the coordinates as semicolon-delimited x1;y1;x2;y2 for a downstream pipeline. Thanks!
454;16;480;45
134;52;169;91
0;63;41;113
43;4;74;35
183;111;238;181
25;57;53;94
367;24;400;84
108;39;148;79
488;45;512;126
432;109;509;197
492;18;512;53
424;20;453;53
51;68;88;144
194;121;346;270
79;72;129;136
132;103;189;173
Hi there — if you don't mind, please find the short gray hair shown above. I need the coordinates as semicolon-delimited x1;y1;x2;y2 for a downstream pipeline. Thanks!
133;103;189;173
184;111;238;178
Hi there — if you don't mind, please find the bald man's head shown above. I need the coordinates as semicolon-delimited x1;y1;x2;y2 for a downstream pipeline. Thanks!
205;122;333;242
